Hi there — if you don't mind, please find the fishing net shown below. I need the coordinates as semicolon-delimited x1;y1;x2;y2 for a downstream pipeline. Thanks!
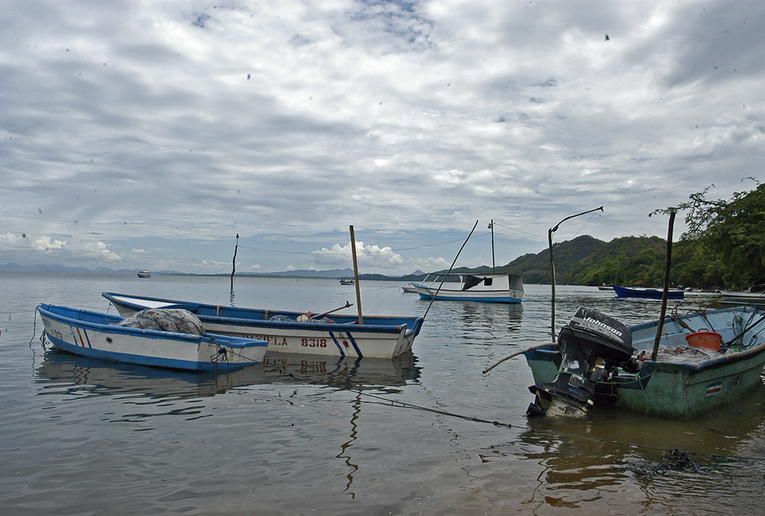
117;308;205;335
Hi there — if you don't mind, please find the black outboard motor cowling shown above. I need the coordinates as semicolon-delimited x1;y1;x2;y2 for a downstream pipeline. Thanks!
527;307;633;417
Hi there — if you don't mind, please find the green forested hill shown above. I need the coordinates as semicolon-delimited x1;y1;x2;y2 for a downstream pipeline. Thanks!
416;182;765;289
492;234;670;287
498;235;607;284
425;234;670;287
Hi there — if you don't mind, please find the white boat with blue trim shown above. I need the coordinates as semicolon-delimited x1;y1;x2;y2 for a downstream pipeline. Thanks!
410;273;524;303
102;292;423;359
37;303;268;371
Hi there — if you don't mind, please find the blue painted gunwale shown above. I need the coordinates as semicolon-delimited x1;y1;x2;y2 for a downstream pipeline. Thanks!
37;303;267;371
103;292;421;333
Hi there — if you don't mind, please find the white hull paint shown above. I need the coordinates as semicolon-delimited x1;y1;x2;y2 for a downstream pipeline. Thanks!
37;304;267;371
411;273;523;304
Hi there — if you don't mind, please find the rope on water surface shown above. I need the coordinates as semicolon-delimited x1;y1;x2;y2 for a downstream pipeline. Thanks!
269;367;513;428
359;390;512;427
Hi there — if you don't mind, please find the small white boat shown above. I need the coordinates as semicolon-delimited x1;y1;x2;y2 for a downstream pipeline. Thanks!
339;279;354;285
720;290;765;305
137;270;151;278
410;273;524;303
683;288;722;297
103;292;423;359
37;304;268;371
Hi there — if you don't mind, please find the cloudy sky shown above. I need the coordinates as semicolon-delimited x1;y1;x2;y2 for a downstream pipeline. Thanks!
1;0;762;275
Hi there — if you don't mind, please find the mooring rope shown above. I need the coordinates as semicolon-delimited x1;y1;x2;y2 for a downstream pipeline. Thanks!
268;366;512;428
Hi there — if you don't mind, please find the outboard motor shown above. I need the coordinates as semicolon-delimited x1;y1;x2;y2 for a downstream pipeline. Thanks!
527;307;633;417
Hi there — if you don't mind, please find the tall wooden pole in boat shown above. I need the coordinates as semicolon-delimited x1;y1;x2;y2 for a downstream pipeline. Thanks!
489;219;496;271
349;225;363;325
651;209;676;361
548;207;604;343
230;233;239;291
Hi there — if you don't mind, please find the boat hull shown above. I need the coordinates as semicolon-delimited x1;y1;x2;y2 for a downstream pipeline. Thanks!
720;290;765;306
103;293;423;359
613;285;684;299
37;304;267;371
411;273;524;304
523;306;765;417
413;287;523;303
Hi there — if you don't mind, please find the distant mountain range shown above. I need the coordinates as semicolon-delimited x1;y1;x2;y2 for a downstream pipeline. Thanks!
0;263;182;276
0;262;427;280
0;235;663;285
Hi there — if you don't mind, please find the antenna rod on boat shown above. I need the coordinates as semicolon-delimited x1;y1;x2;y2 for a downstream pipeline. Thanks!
423;220;479;320
548;206;604;342
349;225;364;325
651;209;676;361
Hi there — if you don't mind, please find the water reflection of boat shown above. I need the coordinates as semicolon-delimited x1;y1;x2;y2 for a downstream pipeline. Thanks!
36;348;420;399
259;351;419;497
511;384;765;513
261;351;419;389
35;349;266;399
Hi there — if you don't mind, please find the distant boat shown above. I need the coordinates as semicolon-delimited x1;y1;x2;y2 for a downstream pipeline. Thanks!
403;274;432;293
103;292;423;359
684;288;722;297
720;290;765;305
410;273;524;303
137;270;151;278
613;284;684;299
37;304;268;371
339;279;354;285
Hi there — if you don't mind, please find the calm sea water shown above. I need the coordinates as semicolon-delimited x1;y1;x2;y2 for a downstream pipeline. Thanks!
2;272;765;515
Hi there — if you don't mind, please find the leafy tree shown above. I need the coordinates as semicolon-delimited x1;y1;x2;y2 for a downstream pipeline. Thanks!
675;179;765;290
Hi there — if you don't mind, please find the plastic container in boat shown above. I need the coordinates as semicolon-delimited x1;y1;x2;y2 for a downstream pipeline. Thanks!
685;331;722;351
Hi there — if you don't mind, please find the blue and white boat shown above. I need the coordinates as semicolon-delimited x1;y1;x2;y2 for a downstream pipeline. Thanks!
410;273;523;303
102;292;423;359
37;303;268;371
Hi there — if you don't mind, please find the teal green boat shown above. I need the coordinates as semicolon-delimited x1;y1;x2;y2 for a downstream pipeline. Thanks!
522;305;765;418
